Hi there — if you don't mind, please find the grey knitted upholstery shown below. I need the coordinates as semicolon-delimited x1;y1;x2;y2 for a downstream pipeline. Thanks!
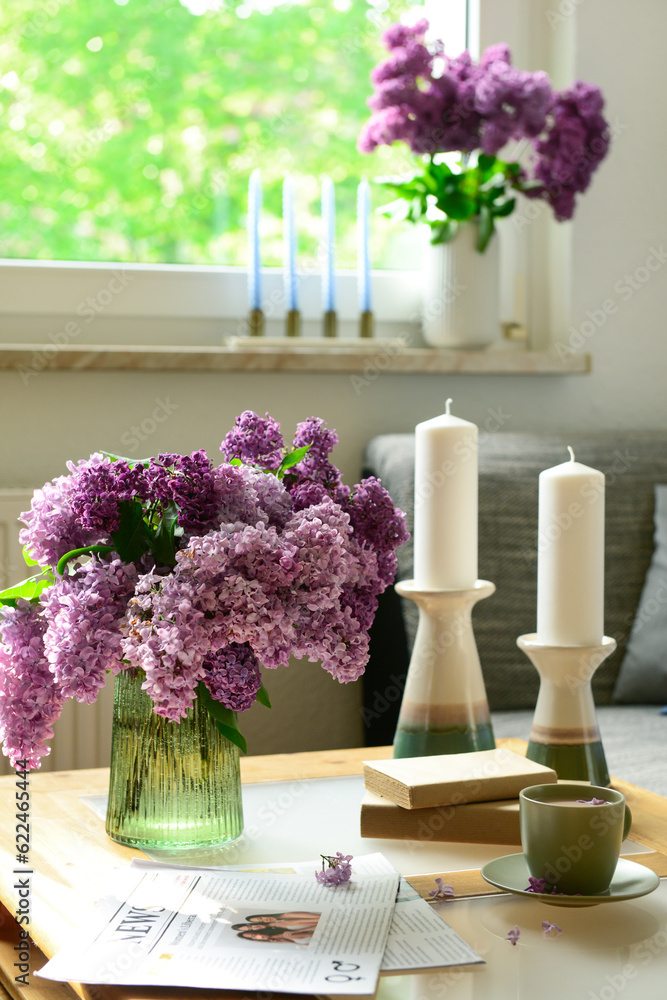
364;431;667;710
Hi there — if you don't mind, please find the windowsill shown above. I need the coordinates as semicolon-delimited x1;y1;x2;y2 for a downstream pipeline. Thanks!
0;342;591;375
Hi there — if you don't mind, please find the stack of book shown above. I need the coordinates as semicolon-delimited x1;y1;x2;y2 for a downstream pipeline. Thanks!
360;748;557;845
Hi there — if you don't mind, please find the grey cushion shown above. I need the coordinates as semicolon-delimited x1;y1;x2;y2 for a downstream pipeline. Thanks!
365;431;667;711
614;484;667;703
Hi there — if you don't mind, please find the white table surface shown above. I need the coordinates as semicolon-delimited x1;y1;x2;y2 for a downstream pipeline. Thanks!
86;773;667;998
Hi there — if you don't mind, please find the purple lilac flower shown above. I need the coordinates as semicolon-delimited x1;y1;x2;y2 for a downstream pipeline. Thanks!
41;557;138;703
220;411;285;469
315;852;353;885
359;21;553;159
428;877;455;900
6;412;409;762
68;456;148;533
203;643;262;712
506;926;521;946
146;451;221;533
576;797;606;805
0;600;64;769
525;877;567;895
121;566;219;721
345;477;409;590
286;417;342;491
542;921;563;937
475;61;552;155
19;455;108;568
526;81;610;220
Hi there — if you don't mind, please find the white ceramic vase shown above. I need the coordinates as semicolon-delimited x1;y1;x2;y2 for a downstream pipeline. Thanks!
422;222;500;349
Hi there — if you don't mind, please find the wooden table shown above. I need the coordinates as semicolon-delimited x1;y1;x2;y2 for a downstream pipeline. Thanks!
1;740;667;1000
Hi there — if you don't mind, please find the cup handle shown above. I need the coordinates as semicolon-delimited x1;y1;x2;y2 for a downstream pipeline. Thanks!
623;804;632;840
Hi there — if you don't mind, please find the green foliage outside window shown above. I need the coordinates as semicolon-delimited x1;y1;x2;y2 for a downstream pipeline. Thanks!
0;0;420;268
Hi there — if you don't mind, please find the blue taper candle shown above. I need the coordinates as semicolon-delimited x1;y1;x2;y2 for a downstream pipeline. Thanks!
282;175;298;312
247;169;262;311
321;175;336;313
357;178;372;313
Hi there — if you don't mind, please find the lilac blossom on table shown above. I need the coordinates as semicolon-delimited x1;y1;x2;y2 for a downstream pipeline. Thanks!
427;878;455;900
0;600;64;769
41;557;138;703
506;926;521;946
220;410;284;469
1;411;408;766
315;853;353;885
542;921;563;937
19;455;109;568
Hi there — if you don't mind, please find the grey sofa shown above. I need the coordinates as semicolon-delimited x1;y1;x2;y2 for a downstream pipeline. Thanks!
363;431;667;796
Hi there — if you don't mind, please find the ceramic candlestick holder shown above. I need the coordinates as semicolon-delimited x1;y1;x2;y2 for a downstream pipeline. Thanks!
517;633;616;786
393;579;496;758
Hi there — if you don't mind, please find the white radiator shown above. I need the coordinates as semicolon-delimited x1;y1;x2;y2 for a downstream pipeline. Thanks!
0;492;114;777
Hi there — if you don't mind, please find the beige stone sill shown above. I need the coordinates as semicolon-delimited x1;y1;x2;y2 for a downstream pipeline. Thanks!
0;342;590;375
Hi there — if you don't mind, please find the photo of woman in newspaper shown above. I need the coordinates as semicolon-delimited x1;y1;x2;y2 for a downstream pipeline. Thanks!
231;911;321;945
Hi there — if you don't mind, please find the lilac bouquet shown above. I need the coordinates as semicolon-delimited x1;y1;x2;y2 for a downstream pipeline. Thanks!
359;19;610;250
0;411;408;769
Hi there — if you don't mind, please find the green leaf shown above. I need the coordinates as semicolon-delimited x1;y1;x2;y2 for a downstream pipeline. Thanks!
0;570;54;606
110;500;152;563
477;153;497;179
276;444;311;479
437;191;477;221
493;197;516;218
150;502;179;567
213;719;248;755
255;683;272;709
429;220;457;245
477;205;495;253
100;452;152;467
229;458;242;467
197;682;247;754
22;545;40;568
56;544;115;576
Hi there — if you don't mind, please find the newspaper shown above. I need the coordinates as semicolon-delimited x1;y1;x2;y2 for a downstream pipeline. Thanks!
37;863;399;995
225;853;484;974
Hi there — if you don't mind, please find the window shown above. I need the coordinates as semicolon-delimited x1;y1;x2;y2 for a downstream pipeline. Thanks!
0;0;568;356
0;0;431;270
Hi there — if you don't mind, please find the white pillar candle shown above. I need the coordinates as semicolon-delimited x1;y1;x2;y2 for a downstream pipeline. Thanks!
413;399;478;590
536;447;605;645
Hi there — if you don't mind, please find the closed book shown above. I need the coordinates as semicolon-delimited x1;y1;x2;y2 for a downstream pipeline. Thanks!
363;748;556;809
360;790;521;845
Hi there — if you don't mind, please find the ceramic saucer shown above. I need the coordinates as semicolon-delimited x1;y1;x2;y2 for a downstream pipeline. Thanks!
480;853;660;907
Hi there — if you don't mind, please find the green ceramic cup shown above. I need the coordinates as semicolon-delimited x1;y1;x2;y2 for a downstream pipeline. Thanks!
519;783;632;895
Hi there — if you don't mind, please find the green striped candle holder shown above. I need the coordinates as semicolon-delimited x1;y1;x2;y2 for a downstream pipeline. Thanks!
518;633;617;786
393;579;496;758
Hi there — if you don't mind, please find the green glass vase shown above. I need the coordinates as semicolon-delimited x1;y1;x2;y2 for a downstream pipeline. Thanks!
105;667;244;850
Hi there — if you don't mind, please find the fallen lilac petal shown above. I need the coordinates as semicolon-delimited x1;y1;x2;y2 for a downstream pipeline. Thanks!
576;797;606;805
542;921;563;937
428;877;455;900
506;926;521;946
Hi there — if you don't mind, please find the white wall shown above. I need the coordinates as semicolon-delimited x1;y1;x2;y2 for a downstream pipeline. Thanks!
1;0;665;761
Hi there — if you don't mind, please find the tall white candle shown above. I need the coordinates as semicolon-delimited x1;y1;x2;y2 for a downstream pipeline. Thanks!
536;447;605;645
413;399;478;590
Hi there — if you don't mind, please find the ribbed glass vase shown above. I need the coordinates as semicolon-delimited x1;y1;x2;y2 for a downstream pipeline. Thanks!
105;667;244;849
